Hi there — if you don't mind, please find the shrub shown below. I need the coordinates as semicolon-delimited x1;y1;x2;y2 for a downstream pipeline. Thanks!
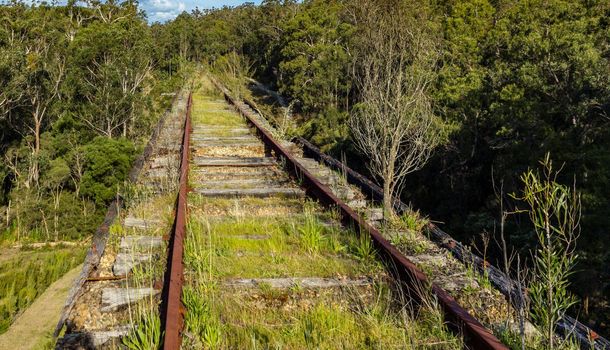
80;136;138;205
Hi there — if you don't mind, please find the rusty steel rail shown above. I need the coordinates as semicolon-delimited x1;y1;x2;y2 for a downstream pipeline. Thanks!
211;79;508;350
55;90;182;337
161;92;192;350
294;136;610;350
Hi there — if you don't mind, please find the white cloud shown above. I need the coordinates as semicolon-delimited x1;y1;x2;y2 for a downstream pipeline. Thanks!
143;0;188;22
149;0;179;11
142;0;261;23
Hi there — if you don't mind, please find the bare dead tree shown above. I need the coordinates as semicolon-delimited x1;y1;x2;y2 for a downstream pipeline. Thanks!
349;0;441;218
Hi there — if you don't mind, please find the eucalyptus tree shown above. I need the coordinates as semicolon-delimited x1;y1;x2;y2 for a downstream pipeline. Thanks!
277;0;353;114
0;4;68;188
68;4;154;138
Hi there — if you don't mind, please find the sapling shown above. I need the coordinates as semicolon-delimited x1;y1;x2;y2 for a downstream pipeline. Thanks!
515;154;580;349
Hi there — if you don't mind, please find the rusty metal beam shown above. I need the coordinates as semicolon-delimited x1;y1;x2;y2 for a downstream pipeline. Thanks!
161;92;192;350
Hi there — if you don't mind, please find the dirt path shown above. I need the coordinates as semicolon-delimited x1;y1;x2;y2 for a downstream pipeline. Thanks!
0;264;82;350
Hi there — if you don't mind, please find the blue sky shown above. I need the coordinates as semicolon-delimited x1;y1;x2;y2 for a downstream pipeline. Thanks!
141;0;262;23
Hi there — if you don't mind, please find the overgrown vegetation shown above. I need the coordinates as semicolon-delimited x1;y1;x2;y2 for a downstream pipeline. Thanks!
0;0;185;336
181;84;461;348
0;247;85;334
515;155;581;349
157;0;610;335
1;0;608;343
182;211;460;349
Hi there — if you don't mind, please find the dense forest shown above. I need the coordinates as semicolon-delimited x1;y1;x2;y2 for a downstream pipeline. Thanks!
0;0;186;335
0;0;185;239
0;0;609;342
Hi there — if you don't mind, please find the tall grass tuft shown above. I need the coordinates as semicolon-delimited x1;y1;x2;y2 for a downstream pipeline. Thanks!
298;208;324;254
352;230;376;263
182;286;222;348
122;308;163;350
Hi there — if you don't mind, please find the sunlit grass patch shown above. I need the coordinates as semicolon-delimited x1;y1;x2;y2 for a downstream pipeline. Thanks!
0;247;85;334
182;284;222;349
181;281;461;350
188;194;305;218
125;192;176;223
122;308;163;350
191;98;244;128
184;215;382;280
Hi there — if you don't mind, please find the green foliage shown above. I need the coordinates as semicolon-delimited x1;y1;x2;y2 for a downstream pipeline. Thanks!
165;0;354;150
0;0;609;338
3;189;100;243
66;7;155;138
515;155;580;348
122;309;163;350
80;137;137;205
182;286;222;349
0;0;185;250
213;51;253;98
351;230;376;264
399;210;428;233
0;247;85;334
277;0;353;114
298;106;350;154
44;158;70;189
297;208;325;254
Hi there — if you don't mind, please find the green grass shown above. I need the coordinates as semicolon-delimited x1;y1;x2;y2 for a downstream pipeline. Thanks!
298;206;325;254
120;235;167;350
122;308;163;350
191;94;244;127
181;210;461;349
182;285;221;349
351;230;377;264
182;277;461;349
0;247;85;334
185;215;381;279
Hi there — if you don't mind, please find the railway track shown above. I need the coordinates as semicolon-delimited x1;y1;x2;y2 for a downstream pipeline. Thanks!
57;91;188;348
58;75;565;349
158;77;509;349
